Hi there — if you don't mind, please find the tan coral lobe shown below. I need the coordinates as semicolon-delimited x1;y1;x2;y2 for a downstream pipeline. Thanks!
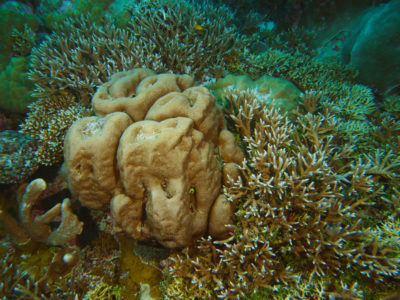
117;117;221;247
145;86;226;144
92;68;194;121
64;69;243;247
64;112;132;209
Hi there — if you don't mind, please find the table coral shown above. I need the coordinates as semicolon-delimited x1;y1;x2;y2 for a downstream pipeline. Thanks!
64;69;243;248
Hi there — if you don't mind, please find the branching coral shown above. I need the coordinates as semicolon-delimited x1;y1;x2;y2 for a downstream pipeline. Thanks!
11;24;36;57
226;38;381;155
28;16;166;106
365;216;400;251
20;95;92;165
164;88;400;299
124;0;242;79
24;0;242;167
28;0;241;106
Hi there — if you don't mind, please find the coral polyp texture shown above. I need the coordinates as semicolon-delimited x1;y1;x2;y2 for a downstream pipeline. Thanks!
64;69;243;248
164;88;400;299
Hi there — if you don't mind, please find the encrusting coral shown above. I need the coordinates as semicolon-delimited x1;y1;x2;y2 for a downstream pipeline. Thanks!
209;73;303;115
163;88;400;299
64;68;243;248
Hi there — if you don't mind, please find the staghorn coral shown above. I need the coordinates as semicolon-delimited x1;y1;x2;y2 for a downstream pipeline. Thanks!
124;0;242;79
164;88;400;299
365;216;400;251
28;16;166;107
320;83;376;121
228;48;358;91
20;95;92;165
225;34;383;154
64;69;243;248
363;149;400;182
28;0;241;106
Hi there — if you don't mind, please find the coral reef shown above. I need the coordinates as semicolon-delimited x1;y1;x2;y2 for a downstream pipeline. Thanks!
28;0;241;105
0;130;39;184
0;56;35;113
23;0;242;167
10;24;36;57
20;95;92;166
209;73;303;115
0;4;39;70
226;35;382;154
0;178;83;246
2;1;398;298
163;88;400;299
37;0;115;30
123;0;242;79
28;16;165;107
0;230;123;299
64;69;243;248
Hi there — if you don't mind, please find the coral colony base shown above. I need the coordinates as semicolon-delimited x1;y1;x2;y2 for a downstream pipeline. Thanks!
0;0;400;299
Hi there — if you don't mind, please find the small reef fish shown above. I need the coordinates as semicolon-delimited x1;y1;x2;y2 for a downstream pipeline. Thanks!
194;24;204;31
59;90;69;96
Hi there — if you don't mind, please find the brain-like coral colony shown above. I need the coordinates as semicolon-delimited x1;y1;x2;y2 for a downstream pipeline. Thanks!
18;0;242;175
1;0;400;298
64;69;244;248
